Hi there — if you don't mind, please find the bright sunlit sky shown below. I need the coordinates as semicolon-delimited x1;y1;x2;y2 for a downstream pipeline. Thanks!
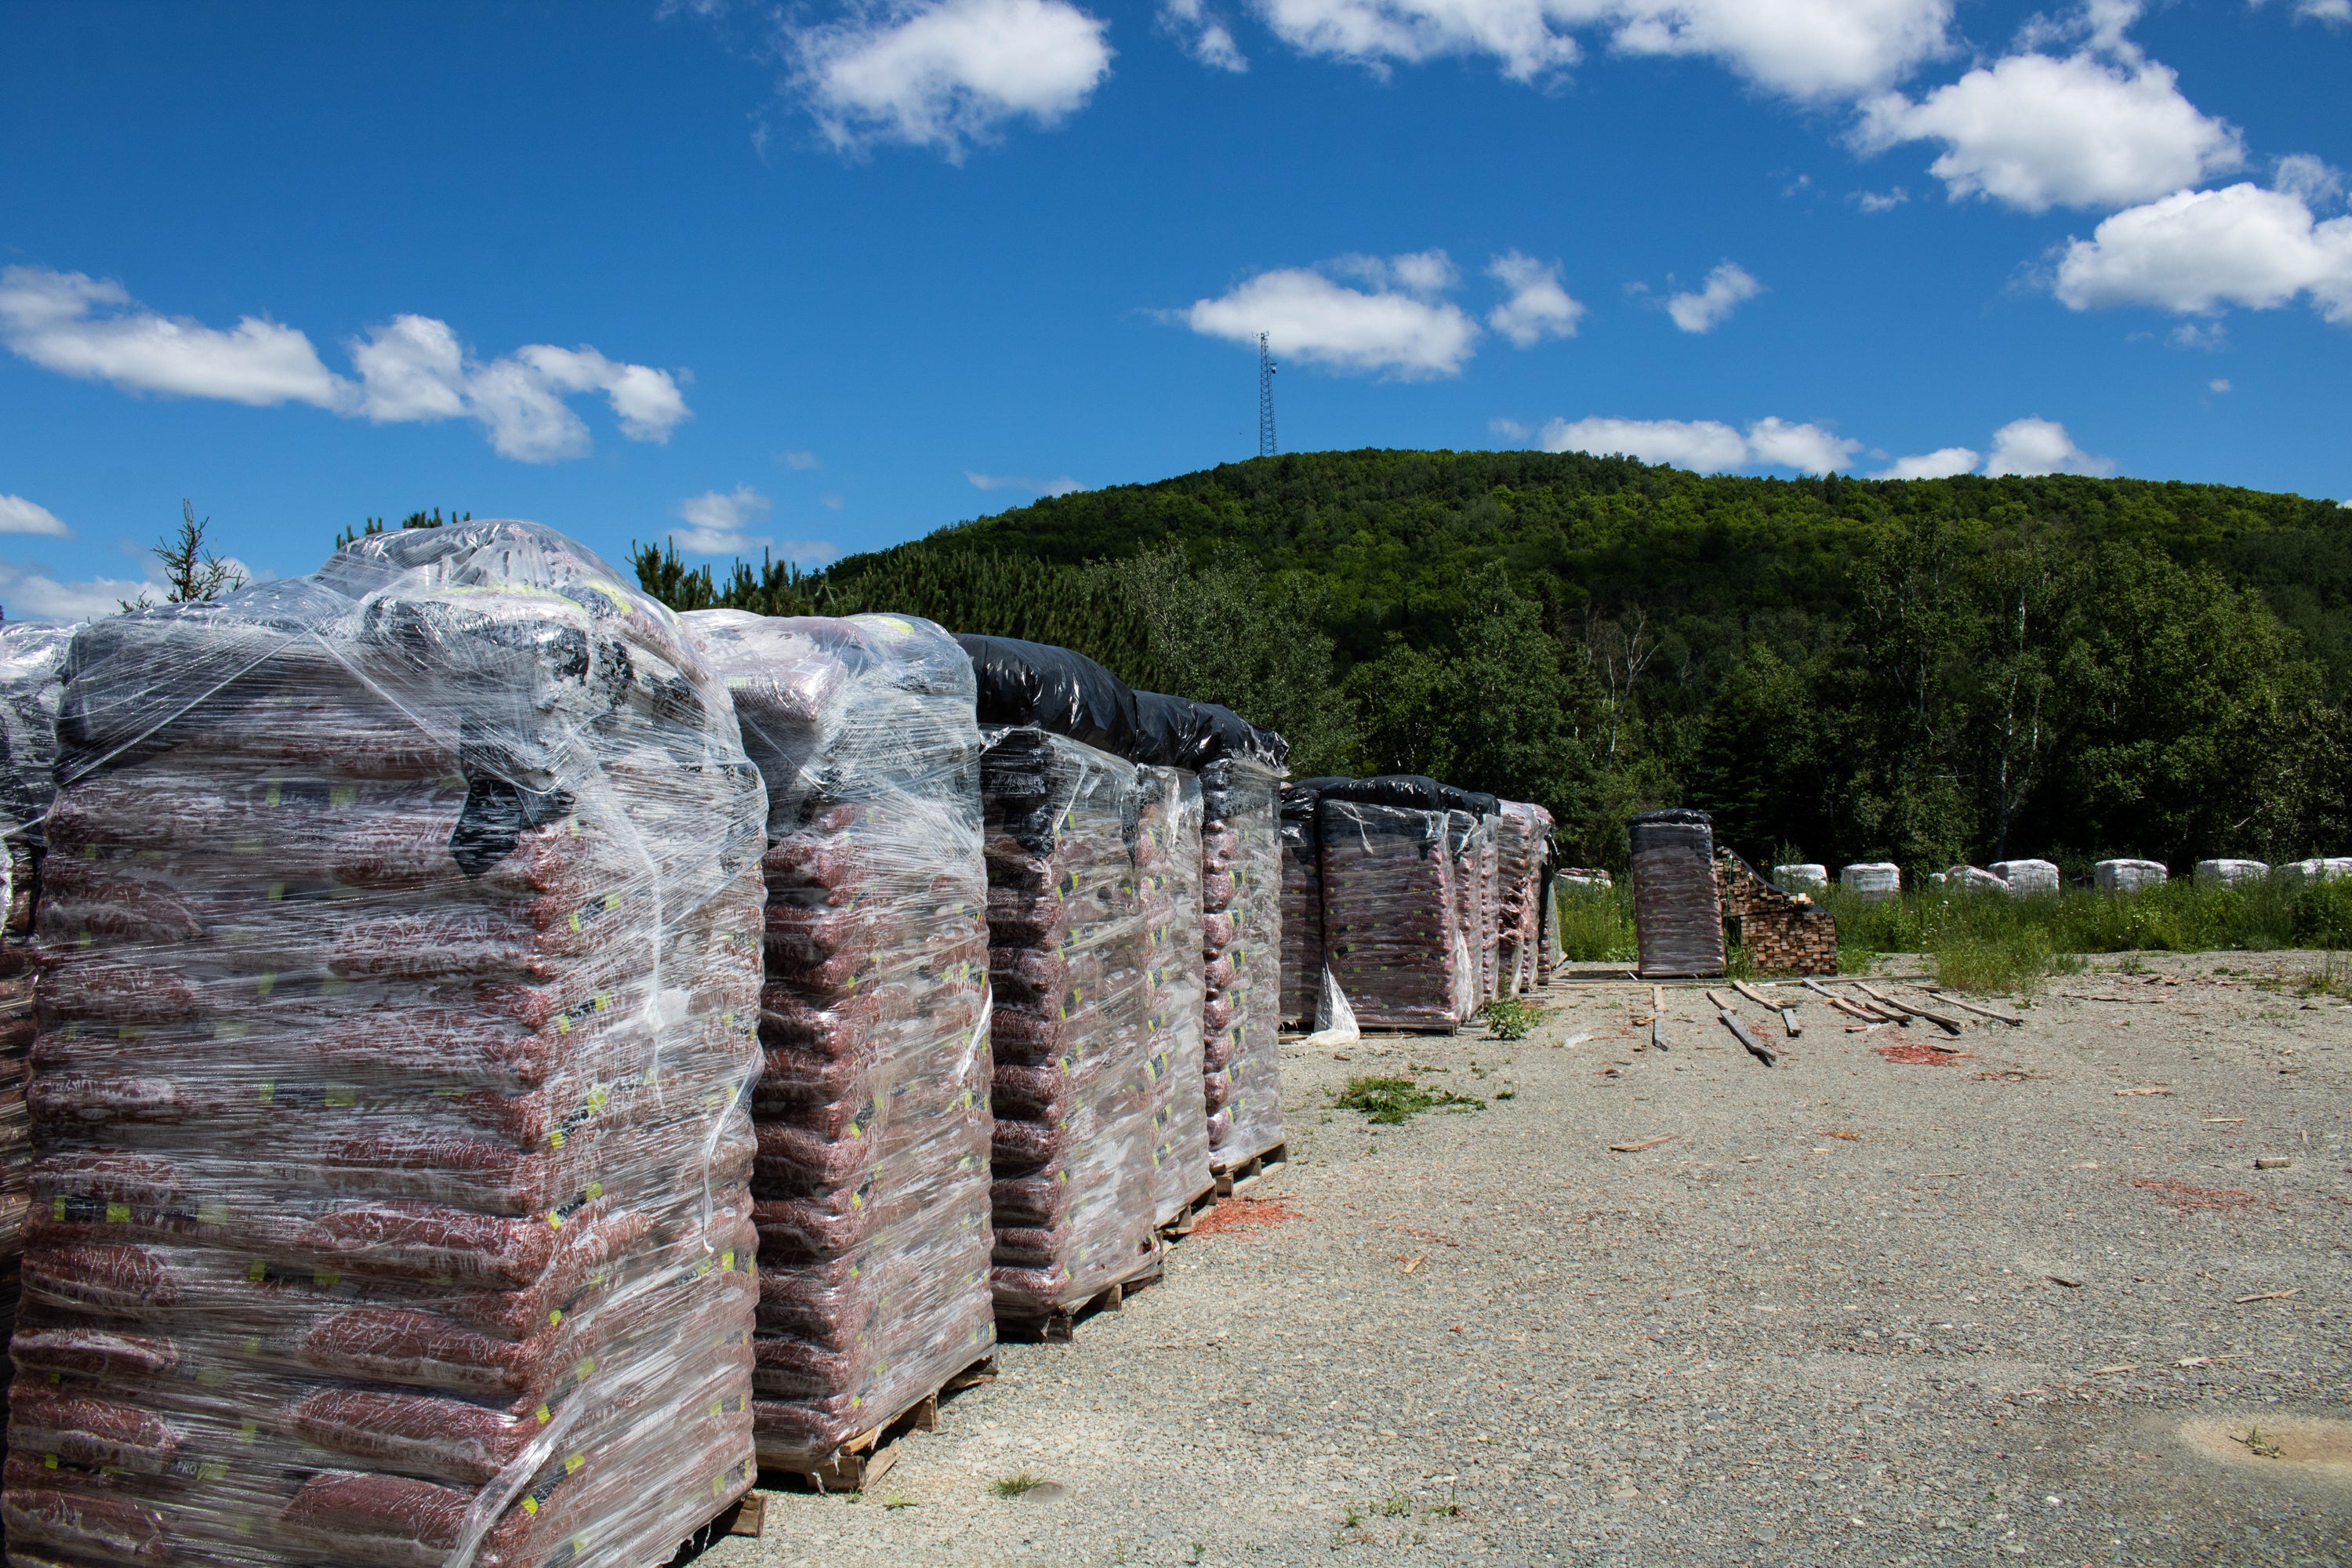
2;0;2347;617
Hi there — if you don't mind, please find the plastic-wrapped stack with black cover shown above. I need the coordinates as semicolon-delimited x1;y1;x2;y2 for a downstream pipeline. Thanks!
1200;758;1283;1169
1276;779;1343;1029
0;622;75;1421
1491;805;1535;995
1629;807;1726;978
1316;778;1464;1032
7;523;767;1568
684;609;994;1476
1135;765;1210;1225
977;725;1160;1322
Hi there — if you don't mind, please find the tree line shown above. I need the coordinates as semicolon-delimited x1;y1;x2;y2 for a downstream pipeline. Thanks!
622;448;2350;877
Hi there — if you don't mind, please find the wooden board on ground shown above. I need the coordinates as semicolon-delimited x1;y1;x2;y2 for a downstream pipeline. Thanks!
1211;1141;1290;1196
764;1354;1000;1494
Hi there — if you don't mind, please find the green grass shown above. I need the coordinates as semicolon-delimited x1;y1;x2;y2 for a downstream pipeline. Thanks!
1480;996;1543;1040
1554;884;1635;963
1331;1076;1486;1125
992;1474;1045;1498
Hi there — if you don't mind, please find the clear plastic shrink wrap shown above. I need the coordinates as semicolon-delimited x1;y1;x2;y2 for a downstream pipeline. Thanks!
978;728;1160;1320
1476;819;1500;1004
1199;759;1283;1168
1134;767;1209;1225
1316;797;1460;1032
1629;808;1725;978
1276;781;1343;1028
9;524;765;1568
1491;806;1536;996
1445;811;1484;1022
682;611;993;1473
0;623;76;1417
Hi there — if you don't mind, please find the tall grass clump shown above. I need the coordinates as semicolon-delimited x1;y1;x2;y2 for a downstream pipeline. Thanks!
1553;882;1635;963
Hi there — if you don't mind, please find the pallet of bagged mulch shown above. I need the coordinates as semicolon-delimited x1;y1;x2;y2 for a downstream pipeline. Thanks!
760;1352;1000;1493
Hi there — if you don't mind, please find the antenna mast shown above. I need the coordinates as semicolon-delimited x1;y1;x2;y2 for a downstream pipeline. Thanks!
1257;332;1277;459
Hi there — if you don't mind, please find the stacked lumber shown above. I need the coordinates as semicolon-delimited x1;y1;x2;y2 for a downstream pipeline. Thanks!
685;610;995;1474
1200;758;1283;1167
979;728;1161;1320
8;524;767;1568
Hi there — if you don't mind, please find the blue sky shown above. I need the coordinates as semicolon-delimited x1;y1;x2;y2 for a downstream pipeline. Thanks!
2;0;2347;618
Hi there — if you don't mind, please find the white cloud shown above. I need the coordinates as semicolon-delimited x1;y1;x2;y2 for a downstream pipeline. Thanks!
779;449;823;470
2053;183;2352;325
0;561;157;622
0;495;72;538
966;471;1083;495
1248;0;1953;98
1854;187;1908;212
1872;445;1979;479
1665;261;1763;333
818;493;846;509
1485;252;1584;346
1856;50;2243;212
790;0;1113;158
1161;0;1249;67
1598;0;1955;101
1490;416;1532;441
2274;153;2346;209
1180;254;1481;377
2252;0;2350;24
2209;378;2231;393
2168;321;2227;350
1983;416;2111;477
1539;416;1749;470
0;267;689;463
779;540;844;565
0;265;350;408
670;485;775;555
1746;416;1860;472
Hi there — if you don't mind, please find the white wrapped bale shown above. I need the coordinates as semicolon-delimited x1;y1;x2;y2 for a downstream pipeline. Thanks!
1772;863;1828;894
2278;858;2352;887
2194;858;2270;887
1934;866;2009;894
2095;858;2169;895
1840;862;1901;901
1988;858;2060;895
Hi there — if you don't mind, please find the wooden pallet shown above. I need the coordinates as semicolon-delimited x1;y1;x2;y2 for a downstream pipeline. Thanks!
1210;1141;1288;1196
764;1354;1000;1494
1156;1178;1218;1239
664;1490;766;1566
1000;1253;1166;1344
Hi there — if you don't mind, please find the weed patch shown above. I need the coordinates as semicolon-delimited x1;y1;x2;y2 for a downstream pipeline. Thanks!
1331;1076;1485;1124
1480;996;1543;1040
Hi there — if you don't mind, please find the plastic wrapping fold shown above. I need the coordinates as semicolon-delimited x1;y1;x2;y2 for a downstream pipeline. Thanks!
1200;759;1283;1169
10;522;766;1568
0;622;73;1425
1490;807;1535;996
684;610;994;1472
1136;766;1210;1225
1443;811;1483;1022
1316;800;1461;1033
978;728;1160;1319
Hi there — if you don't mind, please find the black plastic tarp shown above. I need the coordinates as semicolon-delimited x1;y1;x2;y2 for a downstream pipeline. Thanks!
956;633;1140;759
1132;691;1289;771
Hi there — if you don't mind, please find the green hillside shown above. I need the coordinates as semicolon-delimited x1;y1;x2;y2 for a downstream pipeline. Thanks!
634;449;2352;874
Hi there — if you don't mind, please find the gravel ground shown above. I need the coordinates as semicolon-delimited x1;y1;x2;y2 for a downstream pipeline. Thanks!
707;951;2352;1567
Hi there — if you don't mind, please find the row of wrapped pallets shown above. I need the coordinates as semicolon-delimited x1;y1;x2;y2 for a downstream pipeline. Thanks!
0;522;1296;1566
1280;775;1558;1033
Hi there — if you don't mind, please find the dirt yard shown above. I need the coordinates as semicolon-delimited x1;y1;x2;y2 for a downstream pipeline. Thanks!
708;953;2352;1567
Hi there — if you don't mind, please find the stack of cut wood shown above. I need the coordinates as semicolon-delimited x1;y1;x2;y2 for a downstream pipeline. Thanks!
687;610;995;1474
9;523;766;1568
1200;758;1284;1167
979;728;1160;1320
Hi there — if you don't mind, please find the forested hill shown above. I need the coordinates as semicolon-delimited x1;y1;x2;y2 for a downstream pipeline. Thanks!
633;449;2352;875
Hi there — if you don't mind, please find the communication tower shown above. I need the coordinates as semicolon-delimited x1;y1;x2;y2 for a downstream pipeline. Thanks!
1257;332;1277;459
